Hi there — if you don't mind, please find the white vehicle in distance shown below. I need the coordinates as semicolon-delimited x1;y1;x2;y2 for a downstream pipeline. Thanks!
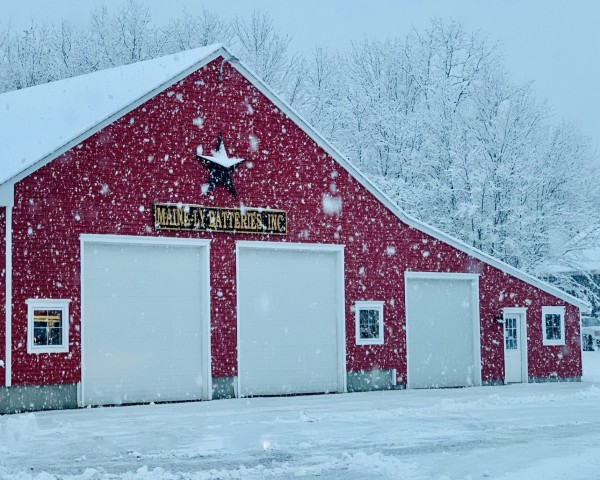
582;316;600;351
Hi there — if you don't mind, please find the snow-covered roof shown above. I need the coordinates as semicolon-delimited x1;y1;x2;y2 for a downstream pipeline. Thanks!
0;45;589;310
0;44;223;186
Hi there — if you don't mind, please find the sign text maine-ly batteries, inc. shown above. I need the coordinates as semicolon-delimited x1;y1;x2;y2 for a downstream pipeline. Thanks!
153;203;287;235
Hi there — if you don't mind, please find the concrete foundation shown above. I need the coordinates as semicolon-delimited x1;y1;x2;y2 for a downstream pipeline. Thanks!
346;369;403;392
0;384;78;414
529;376;581;383
212;376;236;399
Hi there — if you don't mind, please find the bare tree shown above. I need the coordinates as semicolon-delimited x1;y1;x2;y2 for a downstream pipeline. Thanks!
301;46;344;139
82;0;167;70
230;10;300;96
0;23;55;90
166;8;233;52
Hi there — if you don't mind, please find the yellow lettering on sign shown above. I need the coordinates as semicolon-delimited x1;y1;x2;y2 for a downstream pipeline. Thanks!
267;213;278;231
257;213;265;231
153;204;286;235
276;213;285;233
156;207;167;226
223;211;230;229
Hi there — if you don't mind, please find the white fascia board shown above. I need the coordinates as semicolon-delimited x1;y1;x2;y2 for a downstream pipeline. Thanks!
0;184;14;208
4;206;11;386
229;58;589;311
0;47;227;191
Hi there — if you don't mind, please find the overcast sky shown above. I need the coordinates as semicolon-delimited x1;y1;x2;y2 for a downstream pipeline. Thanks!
5;0;600;148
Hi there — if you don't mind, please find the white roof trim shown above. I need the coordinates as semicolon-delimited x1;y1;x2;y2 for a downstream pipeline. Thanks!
0;46;588;310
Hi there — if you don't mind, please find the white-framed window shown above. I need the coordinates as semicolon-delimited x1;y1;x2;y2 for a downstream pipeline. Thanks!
355;301;384;345
541;306;565;346
27;299;71;354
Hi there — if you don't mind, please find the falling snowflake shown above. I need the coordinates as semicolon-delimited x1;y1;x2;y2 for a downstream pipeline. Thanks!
322;194;342;215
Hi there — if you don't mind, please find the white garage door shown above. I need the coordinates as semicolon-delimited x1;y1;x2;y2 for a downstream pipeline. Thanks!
237;245;344;396
405;274;481;389
82;239;210;406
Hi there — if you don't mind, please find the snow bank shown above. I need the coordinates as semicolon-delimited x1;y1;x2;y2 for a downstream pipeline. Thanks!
0;412;37;446
0;453;416;480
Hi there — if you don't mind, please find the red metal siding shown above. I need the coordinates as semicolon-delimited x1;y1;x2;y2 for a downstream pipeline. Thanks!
8;58;581;387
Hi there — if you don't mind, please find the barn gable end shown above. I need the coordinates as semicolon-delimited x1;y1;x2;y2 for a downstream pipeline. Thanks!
0;46;584;411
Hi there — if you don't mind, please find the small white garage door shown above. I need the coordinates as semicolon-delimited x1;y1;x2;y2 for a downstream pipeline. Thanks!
405;274;481;389
237;245;345;396
82;239;210;406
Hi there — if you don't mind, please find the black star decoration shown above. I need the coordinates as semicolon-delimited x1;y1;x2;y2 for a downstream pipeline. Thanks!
196;133;245;197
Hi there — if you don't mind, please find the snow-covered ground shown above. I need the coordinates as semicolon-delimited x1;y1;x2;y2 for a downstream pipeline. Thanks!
2;355;600;480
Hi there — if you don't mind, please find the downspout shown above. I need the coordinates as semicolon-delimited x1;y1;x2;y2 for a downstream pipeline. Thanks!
1;183;14;388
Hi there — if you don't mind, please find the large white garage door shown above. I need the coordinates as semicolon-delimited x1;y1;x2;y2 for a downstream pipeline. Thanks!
405;274;481;389
82;239;210;406
237;245;344;396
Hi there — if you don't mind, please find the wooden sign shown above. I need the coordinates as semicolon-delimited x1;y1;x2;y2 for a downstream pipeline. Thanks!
154;203;287;235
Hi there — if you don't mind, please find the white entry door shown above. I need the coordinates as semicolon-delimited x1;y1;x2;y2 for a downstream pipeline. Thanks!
503;309;528;383
81;237;211;406
237;243;345;397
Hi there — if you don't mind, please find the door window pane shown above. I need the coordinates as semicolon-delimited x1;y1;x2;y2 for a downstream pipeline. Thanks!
505;317;518;350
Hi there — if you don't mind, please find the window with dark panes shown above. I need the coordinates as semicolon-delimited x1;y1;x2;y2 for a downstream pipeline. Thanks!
545;313;562;340
355;301;384;345
359;308;380;340
541;306;565;346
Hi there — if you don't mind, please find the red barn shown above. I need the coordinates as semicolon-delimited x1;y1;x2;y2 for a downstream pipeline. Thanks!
0;45;586;413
